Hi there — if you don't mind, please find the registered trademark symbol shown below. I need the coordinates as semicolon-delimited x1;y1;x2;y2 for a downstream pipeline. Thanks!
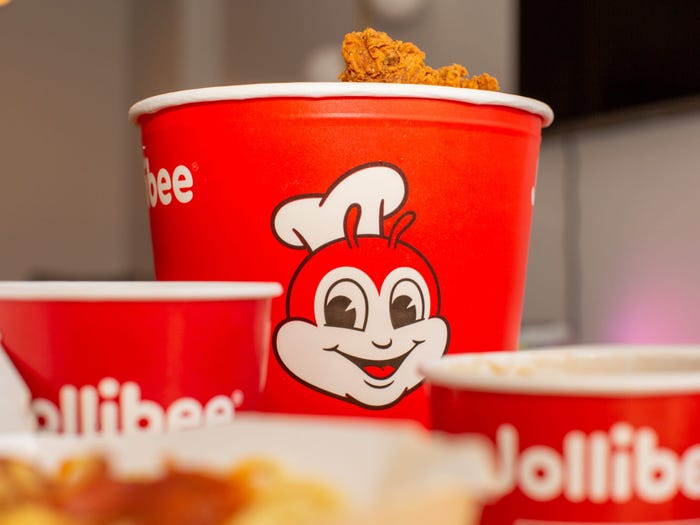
191;162;199;171
232;390;244;408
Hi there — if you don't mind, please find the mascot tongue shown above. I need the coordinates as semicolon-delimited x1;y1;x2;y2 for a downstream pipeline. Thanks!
364;364;395;379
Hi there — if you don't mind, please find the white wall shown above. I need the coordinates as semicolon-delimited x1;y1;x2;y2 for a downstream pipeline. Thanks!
0;0;132;279
521;135;568;325
524;106;700;343
577;109;700;342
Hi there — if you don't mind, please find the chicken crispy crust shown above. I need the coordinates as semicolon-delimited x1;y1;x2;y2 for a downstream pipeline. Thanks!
339;28;499;91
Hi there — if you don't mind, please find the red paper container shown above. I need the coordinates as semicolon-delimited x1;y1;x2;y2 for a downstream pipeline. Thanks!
0;281;282;434
422;345;700;524
129;83;553;425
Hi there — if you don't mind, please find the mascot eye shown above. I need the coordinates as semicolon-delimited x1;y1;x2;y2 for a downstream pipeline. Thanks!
390;279;425;329
323;279;368;331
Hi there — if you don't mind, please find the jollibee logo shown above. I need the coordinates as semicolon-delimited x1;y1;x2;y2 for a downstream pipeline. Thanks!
271;162;449;409
488;422;700;503
31;378;244;434
144;158;194;207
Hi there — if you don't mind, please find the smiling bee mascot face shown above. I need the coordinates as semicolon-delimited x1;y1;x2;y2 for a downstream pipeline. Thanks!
272;163;449;409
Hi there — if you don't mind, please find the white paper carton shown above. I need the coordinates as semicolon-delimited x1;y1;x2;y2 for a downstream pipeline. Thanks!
0;334;36;433
0;414;497;524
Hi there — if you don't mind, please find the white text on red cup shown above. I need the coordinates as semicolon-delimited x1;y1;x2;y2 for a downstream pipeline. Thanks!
489;423;700;503
31;378;244;434
144;158;194;207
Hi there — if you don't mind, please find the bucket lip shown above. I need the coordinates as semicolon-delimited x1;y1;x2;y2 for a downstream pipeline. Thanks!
420;345;700;397
128;82;554;127
0;281;283;301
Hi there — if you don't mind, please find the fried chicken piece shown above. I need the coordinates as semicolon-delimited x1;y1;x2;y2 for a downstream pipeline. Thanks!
339;28;499;91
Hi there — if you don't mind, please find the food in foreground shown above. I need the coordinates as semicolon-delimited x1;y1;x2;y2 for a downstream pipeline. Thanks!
0;456;343;525
339;28;499;90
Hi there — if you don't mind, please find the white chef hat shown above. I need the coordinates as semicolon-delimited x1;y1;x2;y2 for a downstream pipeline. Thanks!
272;163;408;252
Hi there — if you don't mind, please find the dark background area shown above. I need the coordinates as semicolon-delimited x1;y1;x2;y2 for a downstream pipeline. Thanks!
519;0;700;127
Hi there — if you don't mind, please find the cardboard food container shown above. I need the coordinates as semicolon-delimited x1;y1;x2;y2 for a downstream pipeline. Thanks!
128;83;554;425
422;345;700;524
0;414;498;525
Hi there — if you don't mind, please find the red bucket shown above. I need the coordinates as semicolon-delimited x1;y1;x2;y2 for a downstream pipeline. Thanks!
422;346;700;524
129;83;553;425
0;281;281;434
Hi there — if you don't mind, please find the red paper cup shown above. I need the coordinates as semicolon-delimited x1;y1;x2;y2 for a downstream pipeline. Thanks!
129;83;553;425
422;345;700;524
0;281;281;434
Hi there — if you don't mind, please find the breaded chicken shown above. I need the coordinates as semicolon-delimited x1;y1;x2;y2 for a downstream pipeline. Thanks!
339;28;499;91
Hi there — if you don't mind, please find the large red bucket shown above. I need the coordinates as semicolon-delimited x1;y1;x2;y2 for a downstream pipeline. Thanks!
129;82;553;425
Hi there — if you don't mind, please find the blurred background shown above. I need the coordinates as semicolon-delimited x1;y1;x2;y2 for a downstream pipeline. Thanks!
1;0;699;346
